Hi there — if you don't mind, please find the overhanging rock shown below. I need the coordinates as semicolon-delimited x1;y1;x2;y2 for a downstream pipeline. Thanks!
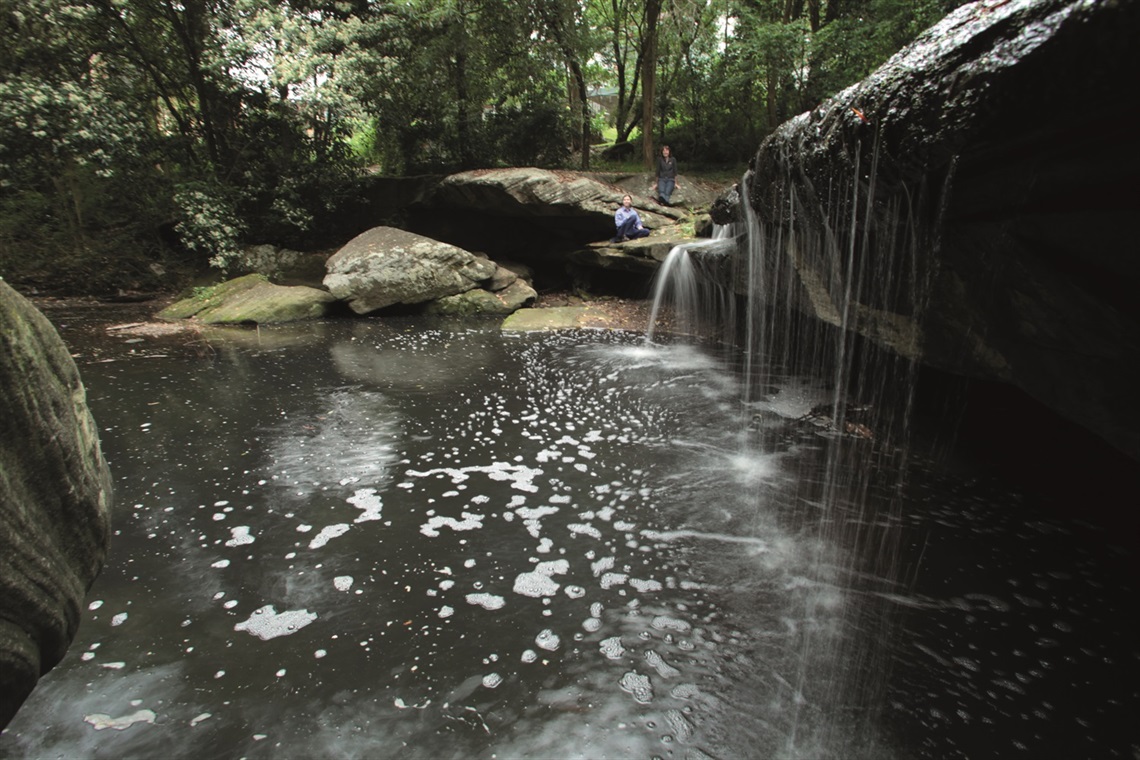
726;0;1140;460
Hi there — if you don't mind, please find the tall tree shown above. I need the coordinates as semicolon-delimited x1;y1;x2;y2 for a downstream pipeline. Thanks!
532;0;594;170
640;0;662;166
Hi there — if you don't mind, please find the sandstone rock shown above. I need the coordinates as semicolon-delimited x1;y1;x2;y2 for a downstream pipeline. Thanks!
501;306;591;332
423;168;680;227
324;227;497;314
0;281;112;729
486;264;519;292
425;278;537;317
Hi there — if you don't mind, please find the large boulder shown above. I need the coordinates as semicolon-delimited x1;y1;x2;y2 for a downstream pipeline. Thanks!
730;0;1140;461
324;227;497;315
0;281;112;729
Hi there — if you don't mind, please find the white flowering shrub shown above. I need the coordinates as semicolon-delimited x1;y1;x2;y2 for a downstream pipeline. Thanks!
172;187;247;271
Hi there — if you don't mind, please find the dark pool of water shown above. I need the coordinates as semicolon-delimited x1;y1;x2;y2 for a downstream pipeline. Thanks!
1;310;1136;759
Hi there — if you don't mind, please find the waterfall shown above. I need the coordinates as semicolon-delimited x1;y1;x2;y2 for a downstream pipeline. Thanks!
646;135;956;756
645;223;738;345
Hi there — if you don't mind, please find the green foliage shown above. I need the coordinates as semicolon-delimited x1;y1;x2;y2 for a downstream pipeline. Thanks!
172;183;246;271
0;0;973;294
486;101;574;168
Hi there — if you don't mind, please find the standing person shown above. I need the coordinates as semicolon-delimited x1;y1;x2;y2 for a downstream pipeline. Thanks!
612;194;651;242
655;145;680;205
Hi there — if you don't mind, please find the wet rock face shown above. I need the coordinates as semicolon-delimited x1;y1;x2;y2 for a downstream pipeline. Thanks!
0;281;112;729
739;0;1140;460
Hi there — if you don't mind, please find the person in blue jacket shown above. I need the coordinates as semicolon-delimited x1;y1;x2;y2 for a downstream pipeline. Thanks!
612;194;651;242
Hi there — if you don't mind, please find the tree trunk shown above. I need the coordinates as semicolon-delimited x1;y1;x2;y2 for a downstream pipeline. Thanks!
569;59;591;170
641;0;662;167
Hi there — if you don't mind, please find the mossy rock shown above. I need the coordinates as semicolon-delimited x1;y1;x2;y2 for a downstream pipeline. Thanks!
158;274;336;324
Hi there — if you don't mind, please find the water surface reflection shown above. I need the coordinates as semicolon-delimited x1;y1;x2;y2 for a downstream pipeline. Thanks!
1;314;1135;759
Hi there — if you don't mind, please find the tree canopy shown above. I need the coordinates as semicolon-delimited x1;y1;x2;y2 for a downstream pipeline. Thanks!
0;0;968;293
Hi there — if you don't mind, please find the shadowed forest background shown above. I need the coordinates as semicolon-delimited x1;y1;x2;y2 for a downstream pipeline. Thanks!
0;0;968;294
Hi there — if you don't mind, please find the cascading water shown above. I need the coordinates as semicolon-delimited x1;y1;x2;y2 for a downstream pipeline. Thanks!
646;224;738;346
645;133;955;757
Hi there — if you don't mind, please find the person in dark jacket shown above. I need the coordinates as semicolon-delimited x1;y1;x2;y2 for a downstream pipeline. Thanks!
655;145;680;205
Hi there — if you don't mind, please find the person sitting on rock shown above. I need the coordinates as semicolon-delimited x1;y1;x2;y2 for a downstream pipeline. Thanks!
612;194;651;242
655;145;679;206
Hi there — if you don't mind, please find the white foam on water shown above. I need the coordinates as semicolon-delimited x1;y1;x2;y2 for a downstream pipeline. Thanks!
513;557;570;598
664;708;695;743
190;713;211;727
651;616;691;634
466;593;506;610
583;618;602;632
406;462;542;493
564;585;586;599
439;606;455;619
420;512;484;538
535;629;561;651
590;602;603;617
88;600;103;611
100;662;126;670
514;572;560;598
535;560;569;576
600;636;625;660
600;572;628;589
521;649;538;663
646;650;681;678
334;576;354;591
309;524;350;549
536;537;554;553
296;524;313;533
483;673;503;689
516;506;559;520
670;683;700;699
84;709;157;731
225;526;255;547
619;671;653;704
630;578;663;593
110;613;128;627
234;605;317;640
349;488;383;522
591;556;615;576
568;523;602;539
439;579;455;590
